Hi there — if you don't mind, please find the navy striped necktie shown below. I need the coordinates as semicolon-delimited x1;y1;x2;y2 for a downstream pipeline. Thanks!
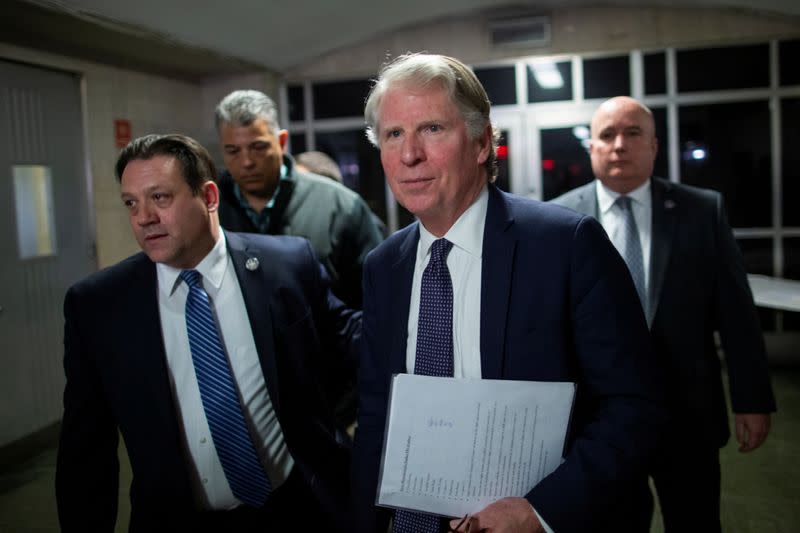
394;238;454;533
180;269;272;507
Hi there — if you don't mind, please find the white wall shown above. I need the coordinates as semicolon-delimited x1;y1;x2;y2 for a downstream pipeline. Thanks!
286;6;800;80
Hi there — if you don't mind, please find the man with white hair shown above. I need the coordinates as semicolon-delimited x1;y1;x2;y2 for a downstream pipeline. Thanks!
353;53;666;533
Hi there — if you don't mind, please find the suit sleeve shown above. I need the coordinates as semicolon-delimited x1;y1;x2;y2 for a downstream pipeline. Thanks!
56;287;120;533
712;196;776;414
527;216;666;532
352;253;393;533
304;240;362;402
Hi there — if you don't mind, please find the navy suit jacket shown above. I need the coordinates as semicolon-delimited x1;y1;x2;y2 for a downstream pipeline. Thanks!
56;231;359;532
552;178;776;447
353;186;666;533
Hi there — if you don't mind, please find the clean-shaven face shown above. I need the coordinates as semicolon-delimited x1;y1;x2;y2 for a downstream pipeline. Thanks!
377;83;491;236
590;97;658;194
120;155;218;269
220;117;288;200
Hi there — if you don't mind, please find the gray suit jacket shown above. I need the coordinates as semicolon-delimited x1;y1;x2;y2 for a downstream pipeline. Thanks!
552;178;776;447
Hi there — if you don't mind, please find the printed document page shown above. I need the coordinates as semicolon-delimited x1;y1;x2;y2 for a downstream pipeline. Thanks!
376;374;576;518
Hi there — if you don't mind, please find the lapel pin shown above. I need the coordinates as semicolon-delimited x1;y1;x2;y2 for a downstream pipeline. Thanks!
664;200;676;209
245;257;259;271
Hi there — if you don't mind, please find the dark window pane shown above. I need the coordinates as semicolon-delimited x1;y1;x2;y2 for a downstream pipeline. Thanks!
495;131;511;192
679;101;771;228
782;98;800;226
644;52;667;95
738;237;776;331
779;39;800;86
288;84;304;122
677;44;769;92
784;237;800;330
312;79;372;119
527;61;572;103
541;125;593;200
289;133;306;154
652;107;668;179
785;237;800;280
583;55;630;99
474;66;517;106
314;130;385;222
738;238;774;276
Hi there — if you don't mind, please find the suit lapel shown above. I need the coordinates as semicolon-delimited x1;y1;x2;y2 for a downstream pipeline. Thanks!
480;186;516;380
390;225;420;375
649;178;677;325
576;182;600;219
226;232;281;414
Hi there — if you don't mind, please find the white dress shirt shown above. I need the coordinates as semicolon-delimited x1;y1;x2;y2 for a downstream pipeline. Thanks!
595;179;652;291
404;186;553;533
405;187;487;378
157;231;293;509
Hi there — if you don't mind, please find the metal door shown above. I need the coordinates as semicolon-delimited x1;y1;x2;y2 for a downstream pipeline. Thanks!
0;59;95;446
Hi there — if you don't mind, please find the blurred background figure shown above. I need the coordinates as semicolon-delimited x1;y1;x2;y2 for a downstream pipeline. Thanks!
295;151;345;182
214;90;383;310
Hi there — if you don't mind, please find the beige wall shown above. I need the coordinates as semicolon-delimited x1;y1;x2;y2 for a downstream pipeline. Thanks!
0;43;277;269
286;6;800;80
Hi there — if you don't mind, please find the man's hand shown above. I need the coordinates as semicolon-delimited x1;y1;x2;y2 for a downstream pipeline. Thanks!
449;497;544;533
735;413;771;453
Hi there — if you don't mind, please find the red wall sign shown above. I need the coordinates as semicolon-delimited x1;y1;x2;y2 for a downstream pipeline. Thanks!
115;119;132;148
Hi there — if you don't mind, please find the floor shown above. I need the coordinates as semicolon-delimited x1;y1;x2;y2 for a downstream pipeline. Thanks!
1;369;798;533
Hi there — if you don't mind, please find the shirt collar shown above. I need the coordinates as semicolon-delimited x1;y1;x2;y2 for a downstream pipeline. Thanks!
596;178;652;215
157;230;228;297
418;185;488;263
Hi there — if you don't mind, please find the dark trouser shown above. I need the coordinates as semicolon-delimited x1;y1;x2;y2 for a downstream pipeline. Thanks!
650;446;722;533
192;468;341;532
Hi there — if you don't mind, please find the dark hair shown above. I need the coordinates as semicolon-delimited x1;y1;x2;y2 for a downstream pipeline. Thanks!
115;134;217;195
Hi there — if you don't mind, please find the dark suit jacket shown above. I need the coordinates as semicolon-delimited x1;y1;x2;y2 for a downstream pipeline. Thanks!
353;185;666;533
551;178;776;447
56;231;360;532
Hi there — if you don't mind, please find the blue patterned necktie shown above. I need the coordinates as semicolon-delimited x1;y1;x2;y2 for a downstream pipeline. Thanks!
394;238;454;533
180;269;271;507
615;196;647;313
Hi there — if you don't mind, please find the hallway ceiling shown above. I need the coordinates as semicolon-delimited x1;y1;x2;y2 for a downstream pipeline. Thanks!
6;0;800;80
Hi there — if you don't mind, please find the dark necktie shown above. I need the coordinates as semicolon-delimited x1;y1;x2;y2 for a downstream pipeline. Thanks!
181;269;272;507
615;196;647;313
394;238;454;533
